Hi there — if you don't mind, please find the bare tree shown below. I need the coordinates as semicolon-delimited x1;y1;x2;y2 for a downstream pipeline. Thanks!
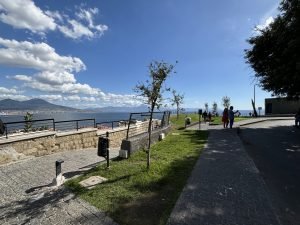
135;60;176;169
212;102;218;115
222;96;231;108
171;90;184;120
204;103;209;112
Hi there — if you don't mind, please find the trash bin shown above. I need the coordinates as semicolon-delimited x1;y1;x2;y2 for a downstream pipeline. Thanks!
185;117;191;126
98;137;109;157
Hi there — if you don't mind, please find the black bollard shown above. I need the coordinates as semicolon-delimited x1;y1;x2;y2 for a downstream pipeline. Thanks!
55;159;64;178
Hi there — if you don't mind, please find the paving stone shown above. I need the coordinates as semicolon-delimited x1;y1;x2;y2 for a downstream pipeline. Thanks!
167;122;281;225
0;148;119;225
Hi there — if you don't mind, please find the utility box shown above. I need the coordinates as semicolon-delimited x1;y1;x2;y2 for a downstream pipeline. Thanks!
185;117;191;125
98;137;109;157
159;133;165;141
119;149;128;159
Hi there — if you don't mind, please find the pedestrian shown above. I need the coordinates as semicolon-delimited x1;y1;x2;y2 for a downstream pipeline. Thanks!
208;112;212;122
202;111;208;122
295;108;300;128
222;108;229;128
229;106;238;129
0;118;6;135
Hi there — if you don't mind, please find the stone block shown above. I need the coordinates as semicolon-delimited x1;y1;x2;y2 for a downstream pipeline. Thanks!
119;150;128;159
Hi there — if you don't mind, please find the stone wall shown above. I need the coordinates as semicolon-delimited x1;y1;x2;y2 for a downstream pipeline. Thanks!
97;119;160;149
0;120;161;164
121;125;172;157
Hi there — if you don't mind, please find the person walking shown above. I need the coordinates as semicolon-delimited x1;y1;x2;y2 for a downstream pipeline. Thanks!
222;108;229;128
202;111;208;123
0;118;6;135
295;108;300;128
208;112;212;122
229;106;238;129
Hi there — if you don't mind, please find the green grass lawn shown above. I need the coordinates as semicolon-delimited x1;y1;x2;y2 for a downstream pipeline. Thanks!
170;113;249;127
66;114;208;225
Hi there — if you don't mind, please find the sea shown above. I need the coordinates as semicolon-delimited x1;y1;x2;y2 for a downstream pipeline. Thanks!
0;109;264;123
0;112;132;123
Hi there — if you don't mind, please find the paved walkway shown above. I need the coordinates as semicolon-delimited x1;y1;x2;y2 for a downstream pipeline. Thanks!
1;118;292;224
0;148;119;225
167;119;282;225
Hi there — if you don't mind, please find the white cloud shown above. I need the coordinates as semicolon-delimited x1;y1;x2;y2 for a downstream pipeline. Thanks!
256;16;274;31
254;4;279;33
0;37;86;72
39;94;62;101
58;6;108;40
8;74;33;82
0;86;18;94
21;79;101;96
82;96;96;102
0;0;56;34
76;7;108;33
99;93;144;106
58;20;94;39
76;7;98;27
0;94;30;101
63;95;81;101
36;71;76;85
0;0;108;40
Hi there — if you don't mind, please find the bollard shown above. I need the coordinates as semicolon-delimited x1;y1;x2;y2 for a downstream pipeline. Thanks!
55;159;65;186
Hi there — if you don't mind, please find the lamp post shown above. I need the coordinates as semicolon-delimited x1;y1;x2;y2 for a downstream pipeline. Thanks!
254;85;256;108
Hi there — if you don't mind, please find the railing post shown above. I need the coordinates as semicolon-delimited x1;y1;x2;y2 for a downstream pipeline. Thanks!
161;112;165;128
93;119;96;128
126;114;132;140
112;122;114;130
53;119;56;131
5;124;8;139
76;121;79;131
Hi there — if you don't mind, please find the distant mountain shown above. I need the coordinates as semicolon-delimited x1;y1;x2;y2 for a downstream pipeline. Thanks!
0;98;77;111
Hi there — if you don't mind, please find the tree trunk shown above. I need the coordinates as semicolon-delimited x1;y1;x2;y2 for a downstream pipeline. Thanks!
147;105;154;169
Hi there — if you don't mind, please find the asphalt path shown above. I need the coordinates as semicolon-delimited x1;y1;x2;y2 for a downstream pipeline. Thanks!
239;120;300;225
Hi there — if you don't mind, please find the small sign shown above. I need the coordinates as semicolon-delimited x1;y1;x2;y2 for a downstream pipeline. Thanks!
258;107;262;110
198;109;202;115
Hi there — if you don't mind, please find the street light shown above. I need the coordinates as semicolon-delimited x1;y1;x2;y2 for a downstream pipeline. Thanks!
254;85;256;108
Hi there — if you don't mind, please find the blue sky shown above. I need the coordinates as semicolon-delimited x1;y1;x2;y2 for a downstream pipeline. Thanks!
0;0;280;110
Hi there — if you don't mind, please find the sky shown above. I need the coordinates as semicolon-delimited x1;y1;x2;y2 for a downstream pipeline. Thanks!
0;0;281;110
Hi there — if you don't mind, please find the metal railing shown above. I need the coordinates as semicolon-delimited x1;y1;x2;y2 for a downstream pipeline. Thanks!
1;118;96;139
1;113;171;140
95;119;130;130
1;119;55;139
126;111;171;140
54;119;96;132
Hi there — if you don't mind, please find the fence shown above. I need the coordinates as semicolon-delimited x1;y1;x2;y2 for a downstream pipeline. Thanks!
1;118;96;139
1;119;55;139
54;119;95;131
95;119;130;130
126;111;171;140
1;112;170;140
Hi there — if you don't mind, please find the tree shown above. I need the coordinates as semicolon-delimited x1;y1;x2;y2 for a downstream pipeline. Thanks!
245;0;300;99
222;96;231;108
171;90;184;120
135;60;176;169
204;103;209;112
212;102;218;115
24;112;33;132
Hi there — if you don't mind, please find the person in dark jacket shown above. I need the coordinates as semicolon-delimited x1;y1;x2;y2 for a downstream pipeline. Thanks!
0;118;6;135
